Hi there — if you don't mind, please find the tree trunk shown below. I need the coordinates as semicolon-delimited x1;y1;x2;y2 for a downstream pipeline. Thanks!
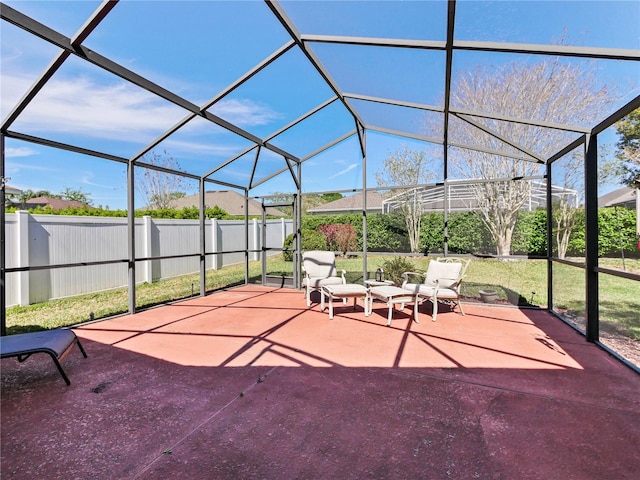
495;230;513;257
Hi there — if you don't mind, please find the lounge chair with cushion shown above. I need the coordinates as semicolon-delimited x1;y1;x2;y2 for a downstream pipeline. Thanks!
302;250;346;307
402;257;470;322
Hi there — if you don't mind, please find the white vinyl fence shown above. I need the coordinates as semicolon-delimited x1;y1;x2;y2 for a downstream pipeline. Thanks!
4;211;293;307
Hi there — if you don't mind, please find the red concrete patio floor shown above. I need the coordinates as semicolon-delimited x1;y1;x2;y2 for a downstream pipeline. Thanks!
2;286;639;479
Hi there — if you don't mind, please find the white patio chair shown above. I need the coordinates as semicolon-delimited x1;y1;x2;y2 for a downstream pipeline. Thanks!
401;257;470;322
302;251;346;307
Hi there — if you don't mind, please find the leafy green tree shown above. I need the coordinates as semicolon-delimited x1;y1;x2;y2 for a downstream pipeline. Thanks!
613;108;640;188
61;187;93;206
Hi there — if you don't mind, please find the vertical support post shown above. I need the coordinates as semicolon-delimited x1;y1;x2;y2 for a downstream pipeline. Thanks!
443;180;449;256
127;162;136;314
362;128;368;282
546;162;553;311
16;211;30;306
199;178;206;296
142;215;153;283
0;134;6;334
261;204;267;285
584;134;599;342
294;163;302;289
244;189;249;285
636;188;640;236
442;1;455;257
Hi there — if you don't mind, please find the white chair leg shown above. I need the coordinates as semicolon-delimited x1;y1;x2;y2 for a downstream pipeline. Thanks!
458;298;466;316
431;297;438;322
413;297;420;324
306;285;311;307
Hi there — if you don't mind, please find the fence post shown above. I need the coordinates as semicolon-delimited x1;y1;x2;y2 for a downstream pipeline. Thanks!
253;218;260;261
16;210;30;306
281;218;286;253
143;216;152;283
212;218;219;270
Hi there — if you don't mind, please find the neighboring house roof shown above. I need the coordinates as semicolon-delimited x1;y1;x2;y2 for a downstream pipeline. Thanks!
5;184;22;196
598;187;637;208
168;190;286;217
24;196;87;209
307;192;386;215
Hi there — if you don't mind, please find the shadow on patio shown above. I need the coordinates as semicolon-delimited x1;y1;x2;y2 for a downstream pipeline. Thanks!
2;286;639;479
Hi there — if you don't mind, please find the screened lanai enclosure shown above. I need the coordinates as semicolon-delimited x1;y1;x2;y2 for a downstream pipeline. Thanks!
1;1;639;370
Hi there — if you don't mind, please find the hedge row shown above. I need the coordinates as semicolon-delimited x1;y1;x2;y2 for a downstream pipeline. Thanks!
292;208;638;258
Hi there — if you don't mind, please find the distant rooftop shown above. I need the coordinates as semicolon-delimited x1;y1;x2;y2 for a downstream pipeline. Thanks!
168;190;286;217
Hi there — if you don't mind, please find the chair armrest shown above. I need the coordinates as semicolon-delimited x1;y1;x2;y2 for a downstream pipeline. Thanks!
340;270;346;283
401;271;425;288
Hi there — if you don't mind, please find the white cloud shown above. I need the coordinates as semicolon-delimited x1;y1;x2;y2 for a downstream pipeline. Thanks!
80;172;120;190
161;138;247;157
328;163;358;179
4;75;185;141
2;73;282;145
210;98;282;128
4;146;38;158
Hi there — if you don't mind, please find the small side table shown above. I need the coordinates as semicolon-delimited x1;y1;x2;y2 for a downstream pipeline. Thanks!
368;285;417;326
321;284;370;319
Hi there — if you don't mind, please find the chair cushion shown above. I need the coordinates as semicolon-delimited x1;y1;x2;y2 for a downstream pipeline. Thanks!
303;276;344;288
303;251;338;278
402;282;423;295
424;260;462;288
416;285;459;299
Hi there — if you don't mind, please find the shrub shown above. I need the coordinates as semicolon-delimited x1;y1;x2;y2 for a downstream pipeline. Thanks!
512;209;547;256
448;212;492;254
367;213;410;252
282;230;328;261
319;223;357;255
380;257;416;285
419;213;445;254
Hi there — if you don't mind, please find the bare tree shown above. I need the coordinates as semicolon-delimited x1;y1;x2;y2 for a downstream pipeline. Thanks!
137;150;187;209
446;59;614;256
552;152;582;259
376;145;437;252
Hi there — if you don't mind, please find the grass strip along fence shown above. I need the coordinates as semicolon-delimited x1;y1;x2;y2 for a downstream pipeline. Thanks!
6;255;638;345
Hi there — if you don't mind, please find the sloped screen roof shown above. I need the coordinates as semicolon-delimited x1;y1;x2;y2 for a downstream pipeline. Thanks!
1;0;639;209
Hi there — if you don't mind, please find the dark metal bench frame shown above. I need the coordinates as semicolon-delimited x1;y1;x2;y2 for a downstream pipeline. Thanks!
0;329;87;385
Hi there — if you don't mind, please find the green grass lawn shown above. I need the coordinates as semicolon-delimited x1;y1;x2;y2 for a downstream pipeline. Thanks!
6;255;639;346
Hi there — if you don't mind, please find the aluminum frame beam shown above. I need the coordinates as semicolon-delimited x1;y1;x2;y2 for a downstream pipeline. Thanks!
0;2;300;166
265;1;367;131
131;40;297;163
298;31;640;62
453;113;547;163
1;0;117;130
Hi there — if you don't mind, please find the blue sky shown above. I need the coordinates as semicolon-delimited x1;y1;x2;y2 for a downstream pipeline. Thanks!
1;0;639;209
